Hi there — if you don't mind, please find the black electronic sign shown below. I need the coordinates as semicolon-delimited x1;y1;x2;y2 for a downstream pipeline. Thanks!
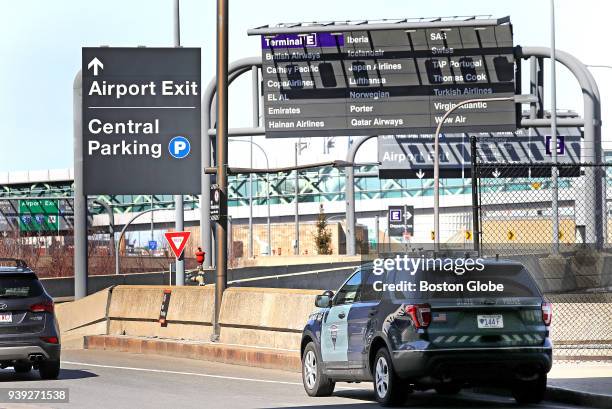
260;24;516;137
378;126;583;179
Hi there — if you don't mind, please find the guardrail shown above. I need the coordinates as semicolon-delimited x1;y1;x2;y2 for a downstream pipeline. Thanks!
43;260;360;298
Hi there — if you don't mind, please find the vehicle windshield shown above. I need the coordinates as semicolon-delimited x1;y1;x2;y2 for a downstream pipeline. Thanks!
0;277;44;298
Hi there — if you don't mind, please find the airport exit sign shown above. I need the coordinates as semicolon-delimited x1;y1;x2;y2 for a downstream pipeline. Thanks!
18;199;60;232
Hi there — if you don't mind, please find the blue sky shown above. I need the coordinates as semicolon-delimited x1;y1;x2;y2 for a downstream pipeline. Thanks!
0;0;609;171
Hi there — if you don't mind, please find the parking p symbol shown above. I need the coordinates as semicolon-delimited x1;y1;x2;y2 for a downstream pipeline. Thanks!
168;136;191;159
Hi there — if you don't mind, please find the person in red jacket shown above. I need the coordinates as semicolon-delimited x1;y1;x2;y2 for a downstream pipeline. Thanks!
195;247;205;266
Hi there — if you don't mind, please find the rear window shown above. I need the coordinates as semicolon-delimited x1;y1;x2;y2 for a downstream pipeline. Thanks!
383;263;541;301
0;277;44;298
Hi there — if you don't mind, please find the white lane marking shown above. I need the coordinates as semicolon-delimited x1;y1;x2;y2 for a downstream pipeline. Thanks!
458;335;469;343
61;361;359;390
445;336;457;343
434;336;445;343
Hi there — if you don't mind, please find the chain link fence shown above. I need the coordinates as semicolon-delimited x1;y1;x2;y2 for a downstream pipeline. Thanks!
473;141;612;360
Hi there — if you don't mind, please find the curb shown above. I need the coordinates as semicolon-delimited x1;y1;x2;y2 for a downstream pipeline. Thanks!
546;386;612;409
84;335;301;372
475;385;612;409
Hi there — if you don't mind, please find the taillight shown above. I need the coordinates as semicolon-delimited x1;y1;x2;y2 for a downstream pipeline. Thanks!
542;302;552;325
40;336;59;344
405;304;432;329
30;301;54;313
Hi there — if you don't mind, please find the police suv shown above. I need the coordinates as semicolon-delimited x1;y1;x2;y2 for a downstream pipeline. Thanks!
300;257;552;406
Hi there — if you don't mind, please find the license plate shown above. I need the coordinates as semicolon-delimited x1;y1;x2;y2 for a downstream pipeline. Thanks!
0;313;12;323
477;314;503;329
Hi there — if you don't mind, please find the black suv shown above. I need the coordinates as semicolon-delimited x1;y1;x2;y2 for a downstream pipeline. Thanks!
0;258;61;379
301;257;552;405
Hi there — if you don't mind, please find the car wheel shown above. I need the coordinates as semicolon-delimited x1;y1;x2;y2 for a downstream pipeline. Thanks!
373;347;405;406
435;382;462;395
302;342;335;397
13;362;32;373
39;360;60;380
511;373;547;404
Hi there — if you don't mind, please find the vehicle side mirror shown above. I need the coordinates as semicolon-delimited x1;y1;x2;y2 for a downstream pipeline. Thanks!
315;292;333;308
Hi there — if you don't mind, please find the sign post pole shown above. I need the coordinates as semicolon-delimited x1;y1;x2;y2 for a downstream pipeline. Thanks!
550;0;560;254
294;142;299;255
470;136;481;253
73;71;87;300
173;0;185;286
433;96;515;252
212;0;229;342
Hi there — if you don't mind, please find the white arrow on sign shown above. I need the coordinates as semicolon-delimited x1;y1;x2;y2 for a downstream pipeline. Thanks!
492;169;501;178
87;57;104;76
416;169;425;179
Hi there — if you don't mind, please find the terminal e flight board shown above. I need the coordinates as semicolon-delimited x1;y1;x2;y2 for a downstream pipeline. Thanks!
259;22;516;137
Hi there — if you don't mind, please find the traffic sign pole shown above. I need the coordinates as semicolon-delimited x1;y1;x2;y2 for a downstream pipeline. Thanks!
294;142;299;255
470;136;481;253
433;96;515;252
173;0;185;285
73;70;87;299
212;0;229;342
550;0;560;254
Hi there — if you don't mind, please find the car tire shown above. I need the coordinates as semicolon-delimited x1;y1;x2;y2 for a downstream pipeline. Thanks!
511;373;547;404
435;382;462;395
373;347;406;406
13;362;32;373
302;342;335;397
39;360;60;380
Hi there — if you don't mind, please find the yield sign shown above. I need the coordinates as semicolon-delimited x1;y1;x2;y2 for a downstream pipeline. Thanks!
164;231;191;259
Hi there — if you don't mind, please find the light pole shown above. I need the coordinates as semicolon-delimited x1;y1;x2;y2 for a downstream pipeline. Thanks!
550;0;560;254
433;96;534;251
228;139;271;256
115;207;163;276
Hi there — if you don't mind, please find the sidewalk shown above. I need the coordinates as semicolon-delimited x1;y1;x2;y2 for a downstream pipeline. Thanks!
547;362;612;408
84;335;612;408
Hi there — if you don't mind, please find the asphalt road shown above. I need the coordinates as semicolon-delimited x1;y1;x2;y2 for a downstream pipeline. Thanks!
0;350;583;409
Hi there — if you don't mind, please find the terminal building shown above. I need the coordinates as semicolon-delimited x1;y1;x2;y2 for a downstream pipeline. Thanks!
1;135;611;259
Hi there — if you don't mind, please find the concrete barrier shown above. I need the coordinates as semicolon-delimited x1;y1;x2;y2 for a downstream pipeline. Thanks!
219;287;321;350
56;285;320;352
108;285;215;341
548;293;612;359
55;287;111;349
57;283;612;362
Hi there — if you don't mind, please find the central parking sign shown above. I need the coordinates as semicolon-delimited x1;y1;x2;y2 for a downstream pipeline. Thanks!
82;47;201;195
